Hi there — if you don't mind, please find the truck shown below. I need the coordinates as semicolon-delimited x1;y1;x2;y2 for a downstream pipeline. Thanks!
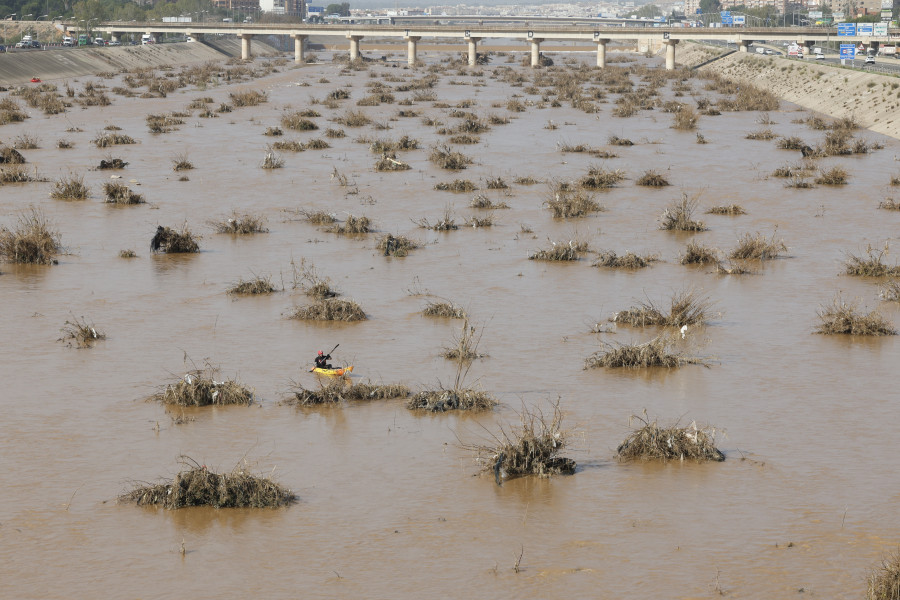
141;34;155;45
77;34;89;46
62;35;73;46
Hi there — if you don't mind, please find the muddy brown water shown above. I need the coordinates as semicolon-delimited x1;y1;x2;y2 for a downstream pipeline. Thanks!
2;50;899;599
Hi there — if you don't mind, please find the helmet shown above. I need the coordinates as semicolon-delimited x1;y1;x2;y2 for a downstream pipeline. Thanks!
318;351;324;356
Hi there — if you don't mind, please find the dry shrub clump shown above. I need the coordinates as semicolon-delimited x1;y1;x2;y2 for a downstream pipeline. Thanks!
289;298;366;321
229;89;268;107
58;315;105;348
880;280;900;302
707;204;746;215
212;212;268;234
681;241;720;265
50;174;89;200
585;336;703;369
545;186;604;218
374;153;410;171
288;379;410;406
150;366;254;406
593;250;657;269
815;166;849;185
0;145;26;164
845;245;900;277
118;456;294;509
97;156;127;170
378;234;418;257
815;295;896;336
281;111;319;130
429;144;473;170
608;135;634;146
660;192;706;231
416;208;458;231
103;182;145;205
463;401;576;484
291;257;339;300
435;179;477;192
616;412;725;462
228;275;276;295
171;152;193;171
150;225;200;253
530;238;589;261
729;231;787;260
407;387;496;412
328;214;371;235
612;289;711;328
636;169;670;187
470;194;509;209
0;207;62;265
867;549;900;600
671;105;698;130
579;165;626;190
261;146;284;169
93;132;136;148
423;300;466;319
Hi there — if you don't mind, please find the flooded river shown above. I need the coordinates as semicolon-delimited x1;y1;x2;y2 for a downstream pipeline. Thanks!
1;48;899;598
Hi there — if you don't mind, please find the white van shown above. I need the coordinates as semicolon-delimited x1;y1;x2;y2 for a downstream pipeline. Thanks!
62;36;74;46
755;46;765;54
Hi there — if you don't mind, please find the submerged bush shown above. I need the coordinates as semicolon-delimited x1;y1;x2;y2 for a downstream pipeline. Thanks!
815;295;896;336
0;206;62;265
616;412;725;462
150;365;254;406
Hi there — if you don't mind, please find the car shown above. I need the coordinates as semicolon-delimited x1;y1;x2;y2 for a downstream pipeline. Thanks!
765;49;774;55
108;40;121;46
865;55;875;64
815;52;824;59
0;44;5;52
29;40;40;48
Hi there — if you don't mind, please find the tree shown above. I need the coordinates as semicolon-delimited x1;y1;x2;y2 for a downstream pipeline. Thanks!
699;0;722;14
633;4;662;18
325;2;349;16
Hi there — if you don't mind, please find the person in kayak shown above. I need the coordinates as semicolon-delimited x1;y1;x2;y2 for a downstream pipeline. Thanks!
314;350;332;370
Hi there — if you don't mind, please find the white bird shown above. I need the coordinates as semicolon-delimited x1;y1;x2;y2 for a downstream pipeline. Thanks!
183;374;193;385
680;324;688;339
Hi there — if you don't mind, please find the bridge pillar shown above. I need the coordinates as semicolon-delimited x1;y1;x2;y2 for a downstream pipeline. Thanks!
347;35;363;60
241;34;252;59
804;41;815;58
466;37;480;66
530;38;543;67
405;35;420;65
294;34;307;63
110;32;119;43
596;39;610;68
664;39;678;70
740;40;752;52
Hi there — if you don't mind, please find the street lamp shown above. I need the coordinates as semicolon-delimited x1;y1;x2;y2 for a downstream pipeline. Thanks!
37;15;48;20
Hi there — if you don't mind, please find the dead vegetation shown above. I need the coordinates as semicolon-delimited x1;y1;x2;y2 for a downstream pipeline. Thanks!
229;89;268;107
58;315;105;348
228;275;276;295
407;387;496;412
681;241;720;265
171;152;193;171
289;298;366;321
529;238;589;261
707;204;746;215
150;365;254;406
0;206;62;265
50;174;89;200
462;401;576;484
102;182;145;205
470;194;509;209
435;179;477;192
593;250;658;269
211;212;268;234
97;156;127;170
585;335;704;369
416;208;458;231
327;214;371;235
866;548;900;600
616;412;725;462
659;192;706;231
815;295;896;336
844;245;900;277
290;257;339;300
429;144;473;170
636;169;670;187
612;289;712;328
579;166;626;190
93;132;136;148
378;234;418;257
150;224;200;253
729;231;787;261
545;184;604;218
423;300;467;319
287;378;410;406
118;456;294;509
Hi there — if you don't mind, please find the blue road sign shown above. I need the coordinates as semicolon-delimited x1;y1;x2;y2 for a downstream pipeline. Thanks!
721;11;731;16
837;23;856;35
840;43;856;58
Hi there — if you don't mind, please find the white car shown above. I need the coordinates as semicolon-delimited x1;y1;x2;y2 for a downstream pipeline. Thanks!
865;55;875;64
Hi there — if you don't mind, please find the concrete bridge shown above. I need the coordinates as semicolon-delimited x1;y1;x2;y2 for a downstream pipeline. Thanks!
69;21;897;69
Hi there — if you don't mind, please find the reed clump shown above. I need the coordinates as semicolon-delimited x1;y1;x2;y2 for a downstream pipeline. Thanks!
815;166;849;185
0;145;26;164
93;132;136;148
118;457;294;509
416;209;458;231
378;234;418;257
815;295;896;336
681;241;720;265
608;135;634;146
289;298;367;321
435;179;477;192
0;207;61;265
212;212;268;234
290;257;339;300
545;186;604;218
707;204;746;215
50;174;89;200
866;548;900;600
407;387;497;412
171;152;193;172
729;231;787;260
229;89;268;107
593;250;657;269
228;275;276;295
58;315;105;348
463;401;576;484
612;289;712;328
844;245;900;277
429;144;473;170
102;182;145;205
328;214;371;235
288;379;411;405
424;301;467;319
585;336;703;369
261;146;284;169
150;366;254;406
530;239;589;261
374;153;411;171
636;170;670;187
579;165;626;190
150;225;200;253
470;195;509;209
660;192;706;231
616;412;725;462
281;112;319;130
97;156;127;170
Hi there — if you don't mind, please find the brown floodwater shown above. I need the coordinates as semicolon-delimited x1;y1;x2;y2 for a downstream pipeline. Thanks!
2;48;900;599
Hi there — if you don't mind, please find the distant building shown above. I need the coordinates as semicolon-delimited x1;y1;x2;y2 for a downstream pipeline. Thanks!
259;0;305;15
211;0;261;12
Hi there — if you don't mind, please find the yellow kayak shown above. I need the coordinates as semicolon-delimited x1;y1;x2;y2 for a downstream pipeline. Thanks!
310;365;353;377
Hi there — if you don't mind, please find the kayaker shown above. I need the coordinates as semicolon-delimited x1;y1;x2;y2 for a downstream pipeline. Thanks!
314;350;332;370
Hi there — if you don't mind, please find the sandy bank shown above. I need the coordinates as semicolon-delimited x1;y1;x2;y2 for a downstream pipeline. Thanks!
0;38;282;87
678;42;900;140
